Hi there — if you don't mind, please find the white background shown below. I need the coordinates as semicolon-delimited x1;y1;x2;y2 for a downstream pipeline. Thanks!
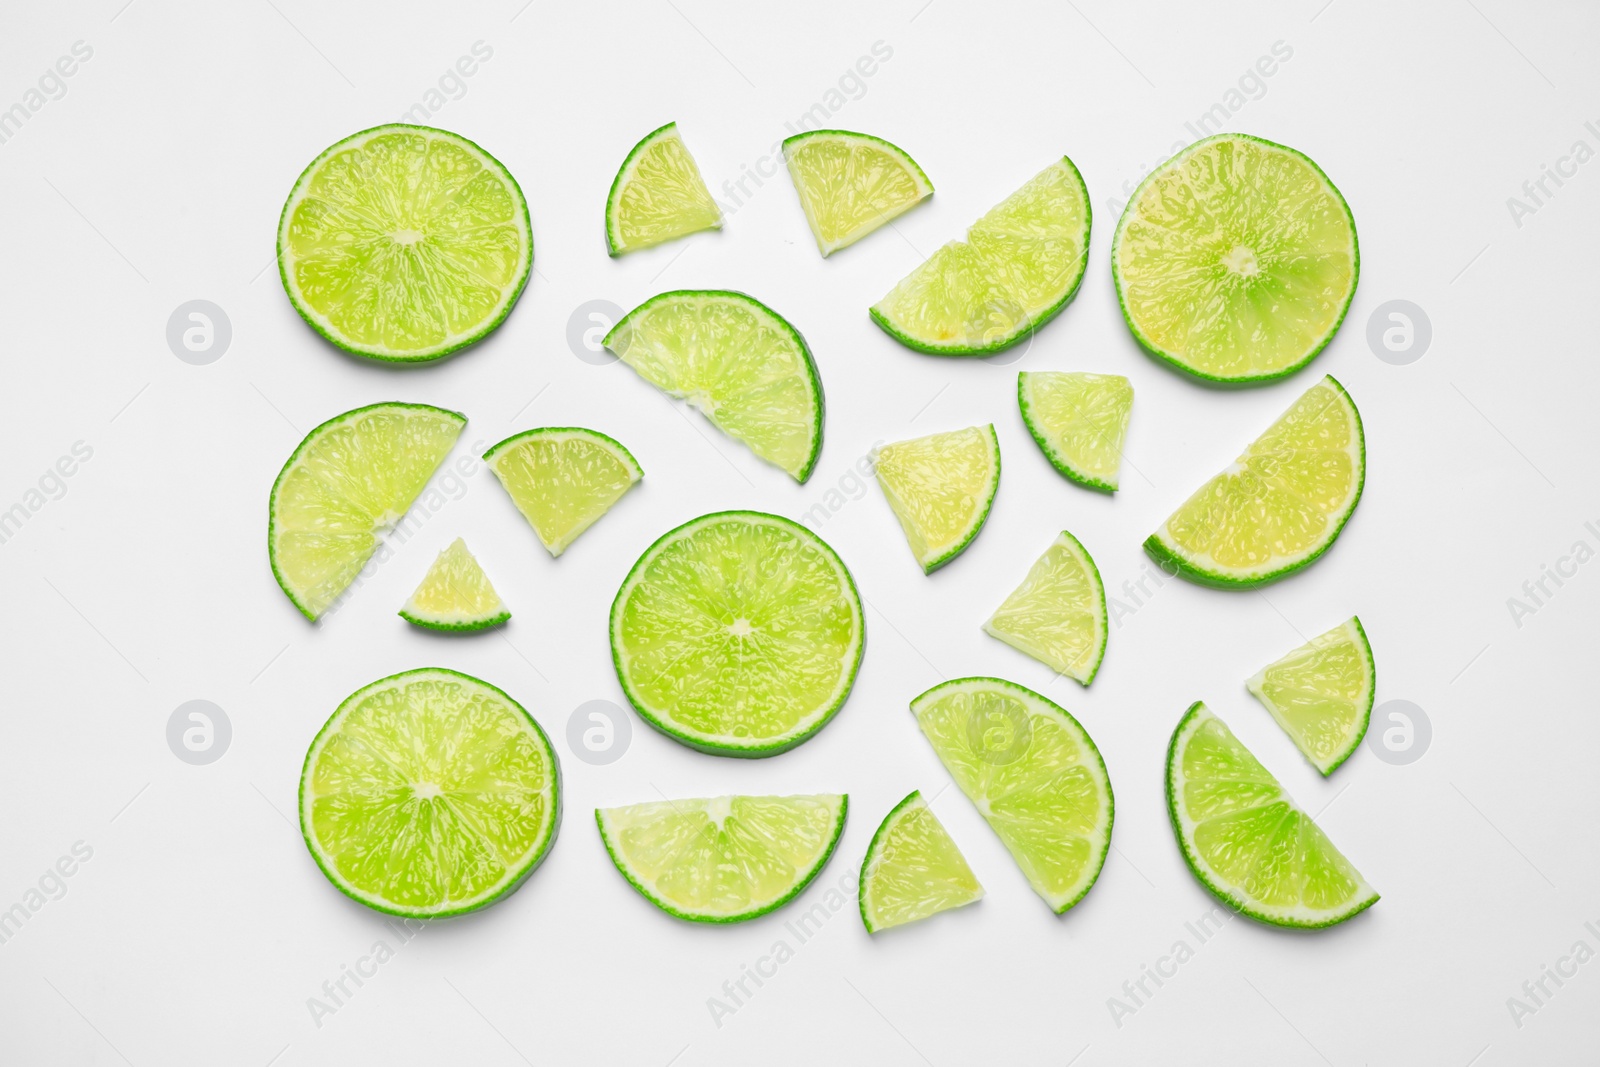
2;0;1597;1063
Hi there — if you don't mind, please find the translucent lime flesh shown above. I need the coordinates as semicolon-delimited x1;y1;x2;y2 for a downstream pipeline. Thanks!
610;513;863;755
1018;372;1134;491
875;425;999;572
604;292;821;481
301;669;559;917
401;539;507;631
270;404;465;620
597;794;846;921
784;131;932;256
1248;618;1373;774
912;679;1112;912
860;792;983;932
984;531;1107;685
607;124;721;254
280;126;531;360
1148;375;1362;586
1167;703;1377;926
1113;134;1357;381
484;429;641;556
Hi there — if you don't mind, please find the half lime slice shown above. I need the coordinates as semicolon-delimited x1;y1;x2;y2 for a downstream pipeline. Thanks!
875;424;1000;573
871;157;1090;355
483;427;642;556
783;129;933;256
610;511;864;756
299;668;560;918
1017;371;1134;492
399;538;509;632
1112;133;1359;383
912;678;1113;913
596;794;847;922
278;124;533;362
1145;375;1364;588
983;530;1107;685
269;402;466;621
859;790;983;933
604;291;823;482
1247;617;1375;775
605;122;722;256
1166;701;1378;927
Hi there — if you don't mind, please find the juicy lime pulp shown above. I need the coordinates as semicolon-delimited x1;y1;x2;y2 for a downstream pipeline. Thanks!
1017;371;1134;493
859;790;983;933
278;124;533;362
609;511;864;756
911;677;1113;913
875;424;1000;573
1247;617;1375;775
1145;375;1364;588
605;122;722;255
1112;133;1359;383
984;530;1108;686
870;156;1091;355
1166;702;1377;927
783;129;933;256
399;538;508;632
269;402;466;621
483;427;642;556
596;794;846;922
604;290;823;482
299;668;560;918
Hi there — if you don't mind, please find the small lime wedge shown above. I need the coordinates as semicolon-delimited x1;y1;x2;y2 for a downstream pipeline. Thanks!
859;790;983;933
1017;371;1134;492
875;425;1000;573
984;530;1107;685
399;538;509;632
605;122;722;255
1247;617;1375;775
783;129;933;256
483;427;642;556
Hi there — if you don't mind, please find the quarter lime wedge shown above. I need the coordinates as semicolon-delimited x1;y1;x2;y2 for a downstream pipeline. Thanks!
1017;371;1134;492
1111;133;1358;383
875;425;1000;573
269;402;466;621
604;291;823;482
859;790;983;933
1145;375;1364;587
1166;701;1378;927
912;678;1113;913
596;794;847;922
783;129;933;256
278;124;533;362
1247;617;1375;775
299;668;560;918
983;530;1107;685
610;511;864;756
483;427;642;556
605;122;722;255
399;538;509;632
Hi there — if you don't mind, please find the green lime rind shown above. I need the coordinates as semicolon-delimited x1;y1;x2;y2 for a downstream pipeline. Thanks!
609;510;865;757
268;402;467;622
1246;617;1375;776
481;426;643;474
604;122;722;257
782;129;934;256
858;789;983;933
1165;701;1378;928
1016;372;1132;493
398;607;510;633
876;424;1001;574
277;124;533;363
298;667;561;919
1143;376;1365;589
604;290;824;483
983;529;1109;687
1110;133;1359;385
595;794;847;924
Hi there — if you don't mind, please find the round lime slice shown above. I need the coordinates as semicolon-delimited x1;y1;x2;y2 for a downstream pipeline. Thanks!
911;677;1113;913
1017;371;1134;493
604;291;823;482
1111;133;1358;383
278;124;533;362
399;538;509;632
782;129;933;256
605;122;722;256
859;790;983;933
596;794;847;923
983;530;1108;686
1247;617;1375;775
1145;375;1364;588
483;427;642;557
610;511;864;756
875;424;1000;573
269;402;466;621
1166;701;1378;927
299;668;560;918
